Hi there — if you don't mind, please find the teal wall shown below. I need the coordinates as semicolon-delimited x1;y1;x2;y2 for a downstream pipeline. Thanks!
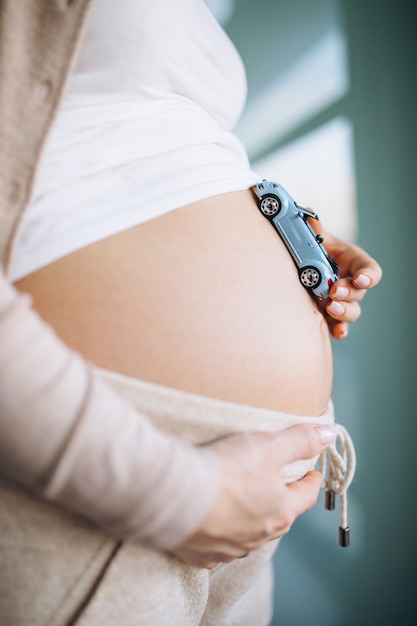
335;1;416;623
226;0;417;623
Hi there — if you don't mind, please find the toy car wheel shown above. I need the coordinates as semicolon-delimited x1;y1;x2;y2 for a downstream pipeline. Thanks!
260;195;281;217
299;266;321;289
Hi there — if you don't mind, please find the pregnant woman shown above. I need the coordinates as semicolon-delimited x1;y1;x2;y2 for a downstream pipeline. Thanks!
0;1;381;624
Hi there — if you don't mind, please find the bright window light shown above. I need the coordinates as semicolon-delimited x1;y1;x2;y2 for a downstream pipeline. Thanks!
235;29;349;159
252;117;358;241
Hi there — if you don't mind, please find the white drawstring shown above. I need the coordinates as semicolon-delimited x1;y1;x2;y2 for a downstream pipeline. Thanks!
319;424;356;547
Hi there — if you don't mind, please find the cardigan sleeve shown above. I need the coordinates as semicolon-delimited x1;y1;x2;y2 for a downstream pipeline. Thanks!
0;268;219;549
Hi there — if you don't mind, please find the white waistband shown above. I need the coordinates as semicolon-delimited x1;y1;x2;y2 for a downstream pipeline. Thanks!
96;367;356;547
95;367;334;483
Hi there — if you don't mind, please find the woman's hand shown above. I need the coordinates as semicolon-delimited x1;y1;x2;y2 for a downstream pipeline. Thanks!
312;221;383;339
170;423;336;569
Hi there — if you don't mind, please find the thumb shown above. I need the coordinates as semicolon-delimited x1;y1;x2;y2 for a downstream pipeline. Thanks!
271;423;336;466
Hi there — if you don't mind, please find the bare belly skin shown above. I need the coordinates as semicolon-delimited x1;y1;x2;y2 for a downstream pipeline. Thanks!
15;189;333;416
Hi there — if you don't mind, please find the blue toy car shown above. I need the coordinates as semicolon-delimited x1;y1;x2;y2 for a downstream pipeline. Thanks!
253;180;339;300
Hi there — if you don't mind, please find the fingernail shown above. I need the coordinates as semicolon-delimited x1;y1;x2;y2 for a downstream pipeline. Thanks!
354;274;371;288
334;285;349;300
316;425;337;444
328;301;345;316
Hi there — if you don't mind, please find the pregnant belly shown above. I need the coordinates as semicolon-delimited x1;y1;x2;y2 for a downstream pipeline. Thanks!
15;189;333;416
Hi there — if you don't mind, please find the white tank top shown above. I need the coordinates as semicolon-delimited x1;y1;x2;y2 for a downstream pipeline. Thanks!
11;0;259;280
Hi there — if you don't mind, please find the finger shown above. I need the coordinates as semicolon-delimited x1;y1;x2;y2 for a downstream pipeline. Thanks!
326;299;362;323
285;470;323;518
271;424;336;467
310;219;383;288
266;471;324;540
346;245;383;285
330;279;368;304
330;320;349;340
173;547;237;568
335;247;382;288
352;266;382;289
324;314;349;340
